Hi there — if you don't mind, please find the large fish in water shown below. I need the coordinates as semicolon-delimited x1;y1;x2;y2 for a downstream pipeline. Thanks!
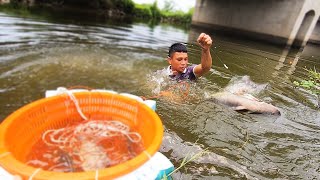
209;75;281;115
211;92;281;115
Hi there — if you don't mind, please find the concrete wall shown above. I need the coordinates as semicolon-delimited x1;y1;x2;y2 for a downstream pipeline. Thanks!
288;0;320;47
192;0;320;46
309;20;320;44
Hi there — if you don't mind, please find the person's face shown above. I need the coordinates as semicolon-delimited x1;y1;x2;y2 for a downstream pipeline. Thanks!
168;52;188;73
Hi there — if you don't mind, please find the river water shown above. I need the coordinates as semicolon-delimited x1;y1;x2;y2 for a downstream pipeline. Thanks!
0;11;319;179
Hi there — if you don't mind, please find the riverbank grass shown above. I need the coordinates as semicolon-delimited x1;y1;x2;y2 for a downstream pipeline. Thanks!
293;67;320;108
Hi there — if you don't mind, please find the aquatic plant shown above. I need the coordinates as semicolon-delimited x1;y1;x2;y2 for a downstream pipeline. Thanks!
161;148;209;180
293;68;320;108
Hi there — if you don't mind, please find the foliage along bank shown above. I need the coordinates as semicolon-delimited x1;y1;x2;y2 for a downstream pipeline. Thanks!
5;0;193;24
294;68;320;108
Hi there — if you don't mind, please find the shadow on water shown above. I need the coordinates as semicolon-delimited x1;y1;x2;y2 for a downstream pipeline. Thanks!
0;10;319;179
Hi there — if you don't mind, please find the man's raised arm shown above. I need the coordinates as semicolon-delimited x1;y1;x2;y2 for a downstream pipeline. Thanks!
194;33;213;77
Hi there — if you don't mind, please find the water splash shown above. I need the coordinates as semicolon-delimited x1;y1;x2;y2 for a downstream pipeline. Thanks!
224;75;268;95
145;68;210;103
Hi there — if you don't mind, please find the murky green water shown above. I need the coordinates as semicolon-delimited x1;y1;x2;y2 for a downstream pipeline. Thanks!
0;10;319;179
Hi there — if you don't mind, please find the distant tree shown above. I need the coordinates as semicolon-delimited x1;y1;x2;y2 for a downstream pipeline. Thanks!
32;0;134;11
163;0;174;12
133;4;152;18
111;0;134;13
150;0;160;19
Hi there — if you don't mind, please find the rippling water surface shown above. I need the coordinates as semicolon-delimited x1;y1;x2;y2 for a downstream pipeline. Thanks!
0;11;319;179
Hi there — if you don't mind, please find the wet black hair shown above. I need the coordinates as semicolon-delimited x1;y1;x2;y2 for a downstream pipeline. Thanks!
168;43;188;58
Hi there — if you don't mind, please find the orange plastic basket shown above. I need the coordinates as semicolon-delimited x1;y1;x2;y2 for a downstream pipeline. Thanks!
0;91;163;180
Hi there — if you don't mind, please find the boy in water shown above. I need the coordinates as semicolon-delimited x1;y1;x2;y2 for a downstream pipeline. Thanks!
167;33;213;81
